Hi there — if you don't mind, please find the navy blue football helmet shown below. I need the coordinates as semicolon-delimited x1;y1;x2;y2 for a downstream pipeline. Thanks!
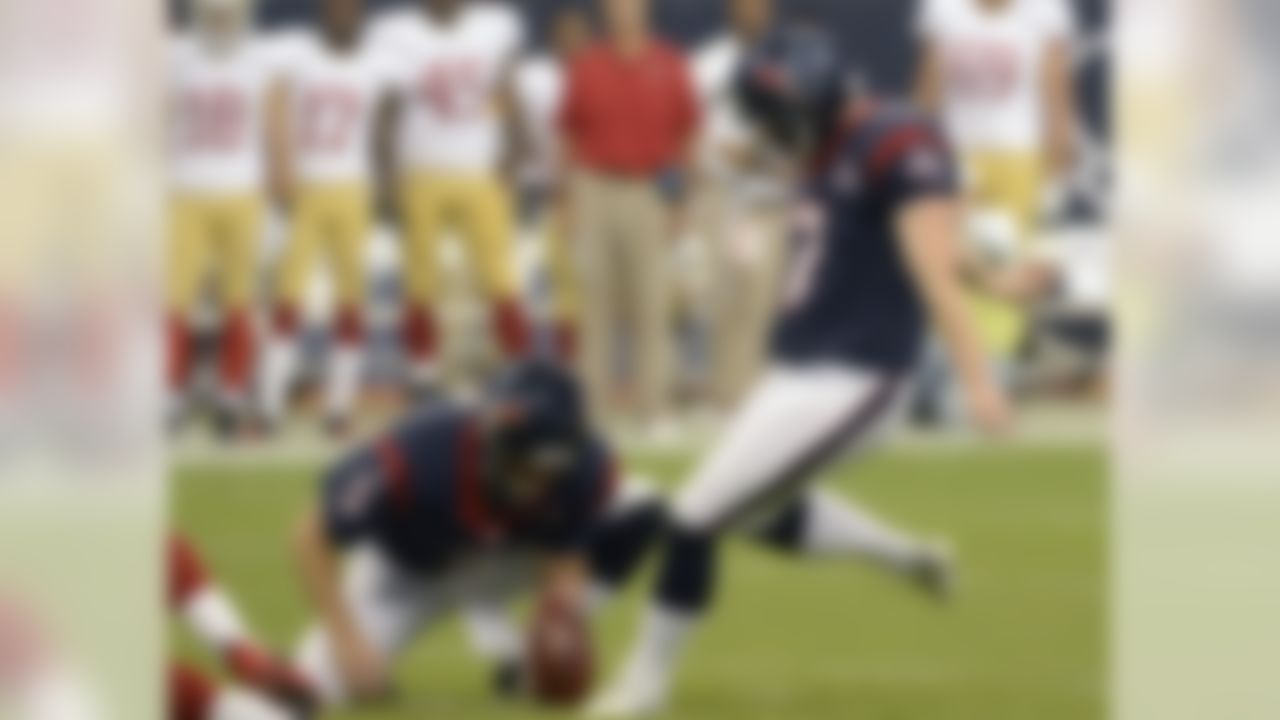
735;23;848;153
482;360;589;508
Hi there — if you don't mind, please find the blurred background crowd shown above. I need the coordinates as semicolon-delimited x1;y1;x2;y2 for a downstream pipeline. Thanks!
167;0;1111;447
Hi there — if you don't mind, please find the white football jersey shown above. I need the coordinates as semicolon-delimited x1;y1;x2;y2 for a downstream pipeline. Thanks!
372;2;525;173
512;54;564;188
169;34;292;194
693;34;752;179
275;32;397;185
692;33;785;204
918;0;1074;152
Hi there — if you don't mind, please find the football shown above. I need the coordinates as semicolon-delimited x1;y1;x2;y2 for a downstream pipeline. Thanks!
527;595;594;706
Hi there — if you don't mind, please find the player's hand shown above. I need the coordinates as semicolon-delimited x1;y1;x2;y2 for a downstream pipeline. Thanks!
992;261;1058;305
224;642;317;714
336;634;392;703
969;385;1015;439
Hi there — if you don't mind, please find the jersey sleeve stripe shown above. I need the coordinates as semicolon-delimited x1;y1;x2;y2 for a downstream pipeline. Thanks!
867;126;934;181
375;439;412;513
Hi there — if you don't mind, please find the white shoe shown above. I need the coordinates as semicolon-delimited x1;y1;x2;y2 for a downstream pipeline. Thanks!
584;668;669;719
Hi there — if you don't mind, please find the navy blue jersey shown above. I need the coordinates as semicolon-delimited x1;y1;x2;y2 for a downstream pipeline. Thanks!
320;405;617;574
771;104;958;371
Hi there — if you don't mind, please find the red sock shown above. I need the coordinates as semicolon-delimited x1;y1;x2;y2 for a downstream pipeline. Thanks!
218;309;255;398
492;299;530;358
168;314;192;393
168;534;209;611
169;664;215;720
272;303;300;339
553;319;578;362
334;305;364;345
401;305;439;363
224;642;316;711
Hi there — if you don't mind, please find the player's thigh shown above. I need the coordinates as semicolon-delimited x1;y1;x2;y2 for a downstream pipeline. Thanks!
166;196;214;313
214;195;263;310
456;177;517;298
398;174;446;303
331;186;372;307
672;366;901;533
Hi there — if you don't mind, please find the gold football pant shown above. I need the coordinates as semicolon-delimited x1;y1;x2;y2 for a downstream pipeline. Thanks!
167;192;263;398
168;193;263;314
397;172;528;364
273;182;370;332
962;150;1045;358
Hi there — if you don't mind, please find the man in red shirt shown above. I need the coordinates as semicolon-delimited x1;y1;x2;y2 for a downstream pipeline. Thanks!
559;0;700;431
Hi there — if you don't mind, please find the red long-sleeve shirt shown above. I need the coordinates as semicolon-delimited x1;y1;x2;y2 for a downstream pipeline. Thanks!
560;39;700;177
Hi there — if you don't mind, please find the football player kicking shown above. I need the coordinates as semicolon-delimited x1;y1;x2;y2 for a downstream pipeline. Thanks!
589;25;1015;717
290;361;664;707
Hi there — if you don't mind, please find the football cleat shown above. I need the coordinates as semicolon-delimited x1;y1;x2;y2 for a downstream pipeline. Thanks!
908;538;957;604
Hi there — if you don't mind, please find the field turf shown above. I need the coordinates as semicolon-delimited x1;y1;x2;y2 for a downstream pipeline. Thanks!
174;445;1104;719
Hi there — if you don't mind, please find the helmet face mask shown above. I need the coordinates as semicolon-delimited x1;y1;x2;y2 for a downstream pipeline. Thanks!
480;362;588;516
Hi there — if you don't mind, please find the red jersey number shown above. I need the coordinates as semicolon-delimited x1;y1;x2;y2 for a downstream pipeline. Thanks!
782;202;829;310
417;58;486;122
943;41;1020;103
180;87;247;153
299;87;362;153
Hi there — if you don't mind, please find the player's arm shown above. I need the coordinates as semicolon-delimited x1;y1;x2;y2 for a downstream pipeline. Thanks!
913;40;944;115
497;63;528;189
897;198;1013;436
1042;35;1075;178
265;78;294;212
373;91;403;225
291;504;390;700
540;553;590;610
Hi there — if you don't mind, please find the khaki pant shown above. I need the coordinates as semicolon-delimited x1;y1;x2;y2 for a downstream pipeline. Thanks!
698;186;786;410
570;171;670;424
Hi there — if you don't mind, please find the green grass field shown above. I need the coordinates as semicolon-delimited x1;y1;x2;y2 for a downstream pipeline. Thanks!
175;445;1104;720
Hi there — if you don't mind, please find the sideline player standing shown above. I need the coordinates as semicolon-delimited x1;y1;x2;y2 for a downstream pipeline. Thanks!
258;0;397;436
512;5;594;359
168;0;291;435
914;0;1076;395
590;26;1013;717
372;0;532;393
290;361;663;706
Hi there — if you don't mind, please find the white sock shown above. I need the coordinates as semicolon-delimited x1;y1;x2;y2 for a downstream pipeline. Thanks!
211;688;295;720
461;605;523;666
324;343;362;421
259;334;298;424
617;605;696;694
182;587;248;653
801;490;924;572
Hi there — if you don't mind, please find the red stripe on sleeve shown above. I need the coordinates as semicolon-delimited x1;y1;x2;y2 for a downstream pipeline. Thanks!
867;126;932;181
375;439;412;514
